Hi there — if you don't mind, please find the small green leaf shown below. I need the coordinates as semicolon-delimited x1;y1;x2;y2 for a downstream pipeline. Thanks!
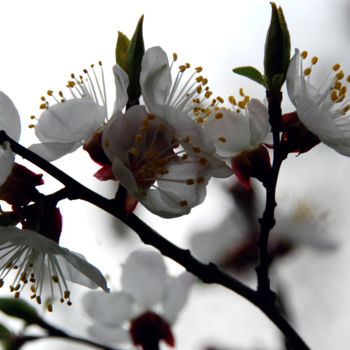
0;298;39;325
233;66;266;87
0;323;11;340
126;15;145;102
115;31;130;71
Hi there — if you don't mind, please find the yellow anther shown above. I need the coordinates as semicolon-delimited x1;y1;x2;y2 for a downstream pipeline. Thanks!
204;91;212;99
136;134;143;142
192;146;201;153
184;136;191;143
244;95;250;103
14;292;20;299
71;73;75;79
67;301;72;306
236;109;241;113
129;147;137;156
311;56;318;65
104;139;110;148
215;112;223;119
186;178;194;185
30;115;36;119
28;124;35;128
192;98;200;104
336;71;345;80
64;291;70;299
202;78;208;85
173;53;178;61
330;90;338;101
52;275;59;283
181;154;189;160
67;81;75;88
334;81;342;90
343;105;350;114
340;86;347;96
41;96;46;101
301;50;308;59
47;90;53;96
303;67;312;76
217;96;224;104
197;117;204;123
179;65;186;72
333;63;341;71
197;176;205;183
196;75;203;83
90;64;94;68
99;61;102;66
185;63;190;68
83;69;88;73
239;88;244;97
179;200;188;207
347;75;350;83
47;304;53;312
218;136;226;143
229;95;237;105
59;91;64;97
147;113;155;120
238;101;246;109
196;85;202;94
195;66;203;73
199;157;207;166
39;103;47;109
30;285;36;293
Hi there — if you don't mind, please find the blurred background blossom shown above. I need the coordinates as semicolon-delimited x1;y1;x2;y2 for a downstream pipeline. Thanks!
0;0;350;349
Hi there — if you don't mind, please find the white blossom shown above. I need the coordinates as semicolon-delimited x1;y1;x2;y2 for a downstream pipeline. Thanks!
287;49;350;156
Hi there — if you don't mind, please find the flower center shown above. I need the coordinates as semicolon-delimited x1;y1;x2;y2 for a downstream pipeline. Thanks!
300;50;350;115
0;244;72;312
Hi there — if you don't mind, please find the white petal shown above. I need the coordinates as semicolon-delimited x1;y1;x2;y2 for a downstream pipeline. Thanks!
35;99;105;143
87;323;131;345
0;145;14;184
28;141;82;161
0;91;21;141
204;109;251;157
121;250;168;309
153;104;215;153
112;64;129;113
111;158;140;196
286;49;301;106
140;47;172;110
162;272;194;323
0;227;109;292
83;291;134;326
247;99;270;146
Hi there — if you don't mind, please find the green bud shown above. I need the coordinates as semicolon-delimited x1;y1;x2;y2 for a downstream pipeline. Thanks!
126;15;145;102
115;31;130;71
264;2;291;92
233;66;267;88
0;298;39;325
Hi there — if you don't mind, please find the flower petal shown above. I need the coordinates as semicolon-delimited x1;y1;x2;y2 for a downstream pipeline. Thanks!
112;64;129;112
162;272;194;323
83;291;134;326
140;47;172;110
121;250;168;309
35;99;105;144
87;323;131;345
0;91;21;141
0;226;109;292
28;141;82;162
247;99;270;146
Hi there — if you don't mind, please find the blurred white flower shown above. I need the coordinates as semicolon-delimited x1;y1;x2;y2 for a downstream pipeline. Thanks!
0;226;109;312
0;91;21;185
287;49;350;156
29;62;129;161
83;249;194;349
